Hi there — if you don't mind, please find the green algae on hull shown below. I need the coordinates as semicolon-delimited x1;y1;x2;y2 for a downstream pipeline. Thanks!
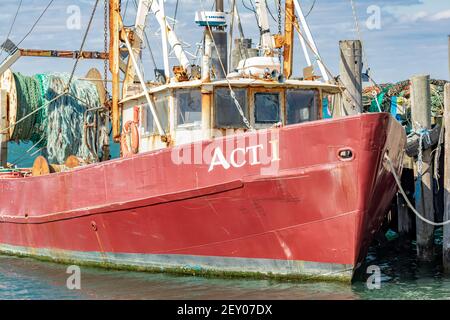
0;248;352;284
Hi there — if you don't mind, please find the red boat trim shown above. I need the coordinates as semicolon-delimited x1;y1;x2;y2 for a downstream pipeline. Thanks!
0;180;244;224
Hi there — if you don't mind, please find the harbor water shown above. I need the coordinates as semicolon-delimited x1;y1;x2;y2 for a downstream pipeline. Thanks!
0;240;449;300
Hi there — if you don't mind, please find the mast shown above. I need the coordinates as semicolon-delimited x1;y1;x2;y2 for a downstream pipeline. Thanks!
211;0;227;79
255;0;274;56
283;0;294;78
109;0;121;142
159;0;171;82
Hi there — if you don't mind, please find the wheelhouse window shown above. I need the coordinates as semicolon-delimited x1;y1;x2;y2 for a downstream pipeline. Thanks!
214;87;248;128
144;93;169;135
144;103;155;134
176;89;202;127
254;92;280;124
286;89;318;124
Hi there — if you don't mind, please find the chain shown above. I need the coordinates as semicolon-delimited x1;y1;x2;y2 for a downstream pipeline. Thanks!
104;0;109;103
277;0;282;61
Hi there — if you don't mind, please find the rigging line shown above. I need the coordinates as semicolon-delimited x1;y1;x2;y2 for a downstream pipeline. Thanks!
201;0;253;131
131;0;156;75
67;0;101;88
0;0;100;137
0;0;23;57
143;28;158;71
15;0;54;49
265;0;277;23
8;136;45;168
0;0;54;66
304;0;317;18
241;0;256;13
349;0;377;87
0;92;66;136
172;0;180;31
123;0;130;19
292;22;354;105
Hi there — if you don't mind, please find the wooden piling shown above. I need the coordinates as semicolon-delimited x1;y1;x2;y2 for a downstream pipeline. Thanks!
0;89;7;168
411;75;434;261
444;83;450;272
397;193;412;235
338;40;363;116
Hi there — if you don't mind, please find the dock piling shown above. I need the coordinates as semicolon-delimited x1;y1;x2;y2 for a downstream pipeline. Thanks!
338;40;363;116
444;83;450;272
0;89;7;168
411;75;435;261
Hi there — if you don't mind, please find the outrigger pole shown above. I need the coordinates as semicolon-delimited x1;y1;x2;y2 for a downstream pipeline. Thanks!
0;48;108;79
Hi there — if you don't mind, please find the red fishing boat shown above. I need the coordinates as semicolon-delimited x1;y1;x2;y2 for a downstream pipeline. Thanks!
0;0;406;281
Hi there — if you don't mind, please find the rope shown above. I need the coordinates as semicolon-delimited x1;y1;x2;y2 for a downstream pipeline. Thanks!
202;1;254;131
67;0;100;87
385;153;450;226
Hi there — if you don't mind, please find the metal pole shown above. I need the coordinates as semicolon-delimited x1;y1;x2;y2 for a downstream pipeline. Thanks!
123;32;165;137
411;74;434;262
216;0;224;12
159;0;170;82
283;0;294;79
293;0;329;81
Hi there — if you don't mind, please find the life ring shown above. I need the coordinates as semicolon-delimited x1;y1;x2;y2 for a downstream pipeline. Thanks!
121;120;139;157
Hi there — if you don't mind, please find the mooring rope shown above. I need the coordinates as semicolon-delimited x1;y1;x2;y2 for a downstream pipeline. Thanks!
385;153;450;226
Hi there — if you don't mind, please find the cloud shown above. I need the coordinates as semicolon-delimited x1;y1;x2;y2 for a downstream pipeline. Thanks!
429;10;450;21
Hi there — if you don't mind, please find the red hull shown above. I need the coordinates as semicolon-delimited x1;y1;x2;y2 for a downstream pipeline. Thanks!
0;113;405;281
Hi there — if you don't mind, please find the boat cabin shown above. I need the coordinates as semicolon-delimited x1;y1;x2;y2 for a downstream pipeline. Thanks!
120;79;341;154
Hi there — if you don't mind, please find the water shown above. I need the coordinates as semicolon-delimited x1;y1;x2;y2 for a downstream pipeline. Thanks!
0;239;450;300
6;139;120;168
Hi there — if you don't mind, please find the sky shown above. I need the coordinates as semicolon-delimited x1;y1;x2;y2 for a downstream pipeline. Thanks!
0;0;449;84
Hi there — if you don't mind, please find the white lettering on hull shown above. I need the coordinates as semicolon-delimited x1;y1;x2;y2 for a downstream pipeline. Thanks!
208;141;280;172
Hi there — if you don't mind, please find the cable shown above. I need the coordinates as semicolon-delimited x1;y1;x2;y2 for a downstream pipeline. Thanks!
172;0;180;31
305;0;317;18
0;0;54;66
15;0;54;48
67;0;101;87
201;0;253;130
0;0;23;57
385;153;450;226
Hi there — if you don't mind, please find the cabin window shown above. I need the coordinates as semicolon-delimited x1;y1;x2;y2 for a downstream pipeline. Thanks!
176;89;202;127
144;103;155;134
214;87;248;128
143;94;169;134
286;89;318;124
153;93;169;131
254;92;281;124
